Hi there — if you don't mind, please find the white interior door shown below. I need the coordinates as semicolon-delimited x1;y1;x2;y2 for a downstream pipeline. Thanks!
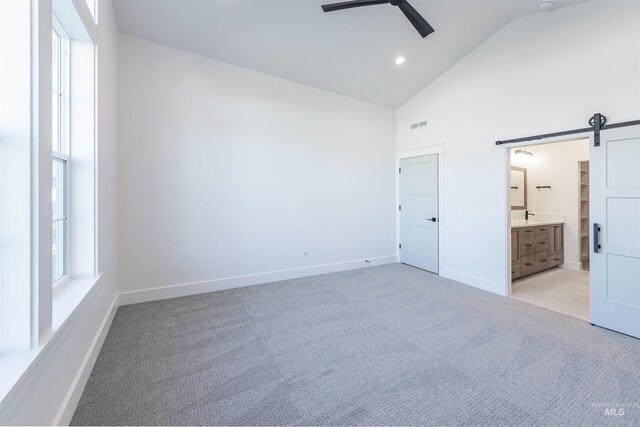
399;155;439;273
591;125;640;338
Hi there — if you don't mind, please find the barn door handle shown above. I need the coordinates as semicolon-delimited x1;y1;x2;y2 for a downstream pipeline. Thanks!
593;223;601;253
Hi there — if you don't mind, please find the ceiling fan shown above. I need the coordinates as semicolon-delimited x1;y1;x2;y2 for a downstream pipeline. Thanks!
321;0;435;38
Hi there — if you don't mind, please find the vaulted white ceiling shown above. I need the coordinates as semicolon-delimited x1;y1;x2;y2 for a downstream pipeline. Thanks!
112;0;590;108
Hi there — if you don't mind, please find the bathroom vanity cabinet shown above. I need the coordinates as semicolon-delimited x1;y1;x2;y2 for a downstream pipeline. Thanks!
511;223;564;280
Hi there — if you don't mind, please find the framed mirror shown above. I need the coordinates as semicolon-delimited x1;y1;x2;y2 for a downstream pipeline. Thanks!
510;166;527;210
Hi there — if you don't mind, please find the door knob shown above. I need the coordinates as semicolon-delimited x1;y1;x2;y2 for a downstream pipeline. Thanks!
428;217;437;222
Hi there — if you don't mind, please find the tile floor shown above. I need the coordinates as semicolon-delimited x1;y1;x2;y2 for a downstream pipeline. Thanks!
511;268;589;321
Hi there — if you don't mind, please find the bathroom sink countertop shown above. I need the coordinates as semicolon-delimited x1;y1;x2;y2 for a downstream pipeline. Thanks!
511;219;564;228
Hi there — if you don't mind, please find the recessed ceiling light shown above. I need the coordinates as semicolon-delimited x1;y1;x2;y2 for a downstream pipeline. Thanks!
395;56;406;65
539;0;555;11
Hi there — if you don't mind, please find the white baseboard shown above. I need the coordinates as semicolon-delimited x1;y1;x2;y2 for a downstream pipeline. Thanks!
560;261;582;271
54;296;119;426
441;268;503;296
119;256;398;306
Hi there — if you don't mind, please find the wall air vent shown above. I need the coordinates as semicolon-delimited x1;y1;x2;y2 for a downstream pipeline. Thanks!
410;120;427;131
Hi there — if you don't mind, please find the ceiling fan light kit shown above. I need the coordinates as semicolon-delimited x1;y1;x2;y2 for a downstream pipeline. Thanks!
321;0;435;39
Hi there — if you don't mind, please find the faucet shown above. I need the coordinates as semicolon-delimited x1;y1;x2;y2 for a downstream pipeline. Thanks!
525;210;535;220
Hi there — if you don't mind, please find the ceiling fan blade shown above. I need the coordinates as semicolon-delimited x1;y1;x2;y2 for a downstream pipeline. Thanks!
322;0;390;13
397;0;434;38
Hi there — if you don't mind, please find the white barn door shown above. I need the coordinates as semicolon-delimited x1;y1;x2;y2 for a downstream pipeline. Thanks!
399;155;439;273
591;125;640;338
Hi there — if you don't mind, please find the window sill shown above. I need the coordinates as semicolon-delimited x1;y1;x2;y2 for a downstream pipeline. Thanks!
0;274;102;407
53;274;102;330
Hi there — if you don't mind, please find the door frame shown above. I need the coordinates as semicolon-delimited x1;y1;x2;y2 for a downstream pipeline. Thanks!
396;144;445;274
501;133;593;296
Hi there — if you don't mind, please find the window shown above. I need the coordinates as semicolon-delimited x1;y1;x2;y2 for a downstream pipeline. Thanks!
52;19;69;285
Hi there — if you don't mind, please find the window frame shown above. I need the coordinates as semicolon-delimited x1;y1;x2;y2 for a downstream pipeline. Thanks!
52;16;71;288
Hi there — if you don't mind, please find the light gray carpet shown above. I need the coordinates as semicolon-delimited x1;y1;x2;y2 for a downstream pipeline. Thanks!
72;264;640;426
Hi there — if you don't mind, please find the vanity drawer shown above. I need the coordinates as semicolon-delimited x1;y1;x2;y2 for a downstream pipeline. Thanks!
536;251;551;270
536;226;553;235
550;253;564;267
535;235;550;253
521;255;536;275
512;263;522;279
519;236;536;256
520;227;536;238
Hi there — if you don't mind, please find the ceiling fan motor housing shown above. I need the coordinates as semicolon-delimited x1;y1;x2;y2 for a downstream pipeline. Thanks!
321;0;434;38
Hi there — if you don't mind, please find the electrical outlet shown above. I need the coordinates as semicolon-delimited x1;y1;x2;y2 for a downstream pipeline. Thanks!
324;247;331;256
303;249;309;258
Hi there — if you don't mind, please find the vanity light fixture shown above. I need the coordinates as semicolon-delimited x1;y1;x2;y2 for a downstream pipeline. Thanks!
515;149;534;157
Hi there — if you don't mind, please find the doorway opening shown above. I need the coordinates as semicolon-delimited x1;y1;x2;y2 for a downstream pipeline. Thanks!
507;138;590;321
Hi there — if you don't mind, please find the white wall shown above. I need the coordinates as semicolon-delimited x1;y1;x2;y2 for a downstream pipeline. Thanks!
0;0;119;424
397;0;640;294
117;35;397;302
511;139;589;269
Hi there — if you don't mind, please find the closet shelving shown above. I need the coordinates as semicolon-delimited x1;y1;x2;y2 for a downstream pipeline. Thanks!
579;161;590;270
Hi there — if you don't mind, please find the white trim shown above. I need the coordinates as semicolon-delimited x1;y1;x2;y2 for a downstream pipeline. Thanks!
396;143;444;160
504;147;512;295
500;131;594;296
52;274;101;330
92;17;99;277
54;295;117;426
0;275;104;424
441;268;501;295
52;0;96;44
396;143;445;275
560;261;582;272
119;256;398;306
